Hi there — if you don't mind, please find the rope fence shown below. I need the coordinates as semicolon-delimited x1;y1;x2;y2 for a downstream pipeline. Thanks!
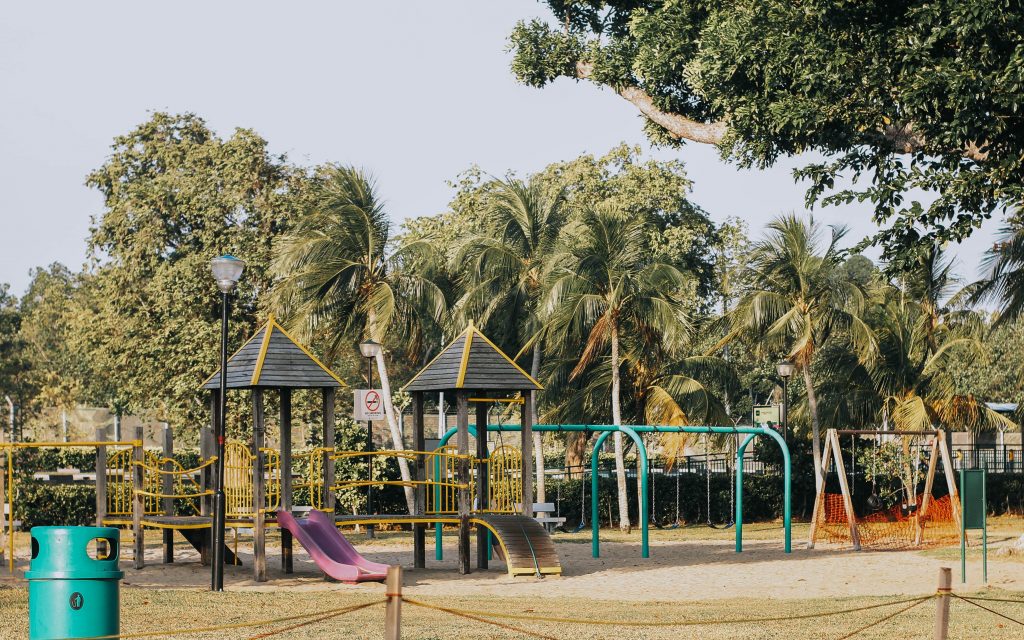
40;565;1018;640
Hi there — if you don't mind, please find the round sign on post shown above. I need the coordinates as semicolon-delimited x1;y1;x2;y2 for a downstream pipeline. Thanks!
354;389;385;421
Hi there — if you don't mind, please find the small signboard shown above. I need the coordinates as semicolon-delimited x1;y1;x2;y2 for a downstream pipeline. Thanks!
960;468;987;584
353;389;385;421
753;405;780;426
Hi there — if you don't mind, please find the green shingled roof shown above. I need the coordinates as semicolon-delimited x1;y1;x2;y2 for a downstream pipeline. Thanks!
403;321;542;393
201;315;345;390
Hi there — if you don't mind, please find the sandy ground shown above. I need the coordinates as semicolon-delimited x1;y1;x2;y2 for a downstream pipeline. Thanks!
5;525;1018;602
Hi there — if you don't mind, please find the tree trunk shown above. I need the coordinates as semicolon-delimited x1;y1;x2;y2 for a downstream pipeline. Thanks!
565;432;590;479
802;364;824;493
531;343;545;503
374;350;415;513
610;321;630;531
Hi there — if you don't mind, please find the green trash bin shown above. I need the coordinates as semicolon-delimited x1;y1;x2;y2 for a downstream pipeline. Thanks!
26;526;124;640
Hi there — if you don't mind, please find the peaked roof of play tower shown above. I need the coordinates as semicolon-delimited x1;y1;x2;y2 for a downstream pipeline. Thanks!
201;315;345;390
403;321;543;393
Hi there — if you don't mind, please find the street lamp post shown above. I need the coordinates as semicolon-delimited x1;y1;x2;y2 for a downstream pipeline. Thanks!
776;360;796;442
210;254;244;592
359;339;382;539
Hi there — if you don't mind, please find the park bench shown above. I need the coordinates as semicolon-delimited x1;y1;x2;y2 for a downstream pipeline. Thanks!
517;502;566;532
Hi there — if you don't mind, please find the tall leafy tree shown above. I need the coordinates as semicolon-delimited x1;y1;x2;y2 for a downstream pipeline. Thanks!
544;204;691;529
455;177;567;501
0;283;31;440
272;165;446;512
509;1;1024;267
726;214;874;491
82;112;307;430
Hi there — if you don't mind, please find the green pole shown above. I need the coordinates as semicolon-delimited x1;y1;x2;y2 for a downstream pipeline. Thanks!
434;453;442;561
756;426;793;554
590;427;648;559
982;468;988;585
735;434;757;552
443;423;791;555
591;431;610;558
620;426;649;559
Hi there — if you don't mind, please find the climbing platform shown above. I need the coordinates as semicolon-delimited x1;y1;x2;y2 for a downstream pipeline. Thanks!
333;513;561;577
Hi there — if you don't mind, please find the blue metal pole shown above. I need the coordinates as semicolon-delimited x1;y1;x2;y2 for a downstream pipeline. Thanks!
757;426;792;553
735;434;757;552
591;432;610;558
619;426;649;559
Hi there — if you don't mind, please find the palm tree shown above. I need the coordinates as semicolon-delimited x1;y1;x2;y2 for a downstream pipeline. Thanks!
974;223;1024;322
271;165;446;512
544;203;691;530
844;246;1010;433
725;214;874;492
454;177;566;502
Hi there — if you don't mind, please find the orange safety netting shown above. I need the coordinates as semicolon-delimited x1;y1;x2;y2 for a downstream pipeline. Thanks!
815;492;960;549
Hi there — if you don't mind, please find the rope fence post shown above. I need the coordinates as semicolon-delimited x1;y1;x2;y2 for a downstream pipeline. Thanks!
162;424;174;564
385;565;402;640
934;567;951;640
132;426;145;570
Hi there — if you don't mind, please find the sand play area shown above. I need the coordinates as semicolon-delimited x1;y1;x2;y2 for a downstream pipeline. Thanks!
70;521;1023;601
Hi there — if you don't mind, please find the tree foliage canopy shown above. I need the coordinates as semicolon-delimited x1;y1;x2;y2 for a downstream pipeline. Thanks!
510;0;1024;268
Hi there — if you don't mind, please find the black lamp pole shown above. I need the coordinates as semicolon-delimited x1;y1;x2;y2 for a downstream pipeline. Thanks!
366;354;375;538
212;289;229;591
210;254;243;593
776;360;795;443
781;375;789;442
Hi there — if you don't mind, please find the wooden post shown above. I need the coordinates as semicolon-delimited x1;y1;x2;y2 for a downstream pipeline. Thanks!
933;566;951;640
95;427;107;527
937;431;961;529
828;429;861;550
521;390;534;518
412;392;425;569
807;430;833;550
280;388;293;573
475;401;488;569
252;388;267;582
132;426;145;569
916;432;941;545
384;565;402;640
456;391;470;574
199;424;213;565
162;425;174;564
322;388;336;513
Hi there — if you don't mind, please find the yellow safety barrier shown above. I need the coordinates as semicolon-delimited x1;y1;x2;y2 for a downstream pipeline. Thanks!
293;447;333;510
224;442;281;518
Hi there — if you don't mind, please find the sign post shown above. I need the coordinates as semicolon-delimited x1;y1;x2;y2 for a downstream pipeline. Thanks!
354;389;385;422
959;468;987;584
752;405;780;429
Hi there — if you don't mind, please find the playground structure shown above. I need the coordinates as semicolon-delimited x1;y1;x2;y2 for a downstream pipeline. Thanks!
809;428;961;550
439;422;793;559
1;318;798;582
0;318;563;580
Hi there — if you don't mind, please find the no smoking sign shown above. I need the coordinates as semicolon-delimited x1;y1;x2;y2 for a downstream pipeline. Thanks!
354;389;385;421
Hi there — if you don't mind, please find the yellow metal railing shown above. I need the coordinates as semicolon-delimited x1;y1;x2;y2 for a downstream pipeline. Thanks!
485;445;522;514
130;456;215;515
224;442;281;518
107;448;163;517
293;447;333;511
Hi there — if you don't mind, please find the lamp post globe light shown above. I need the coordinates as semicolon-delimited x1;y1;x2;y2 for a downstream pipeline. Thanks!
210;254;244;592
359;339;381;538
776;360;795;441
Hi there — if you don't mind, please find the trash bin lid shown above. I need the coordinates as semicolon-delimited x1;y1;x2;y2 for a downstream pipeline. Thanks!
25;526;125;580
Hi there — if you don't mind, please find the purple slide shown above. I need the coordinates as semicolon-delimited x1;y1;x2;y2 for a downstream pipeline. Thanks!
277;509;390;583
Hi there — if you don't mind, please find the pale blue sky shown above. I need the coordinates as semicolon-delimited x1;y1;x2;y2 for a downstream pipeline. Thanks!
0;1;1003;296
